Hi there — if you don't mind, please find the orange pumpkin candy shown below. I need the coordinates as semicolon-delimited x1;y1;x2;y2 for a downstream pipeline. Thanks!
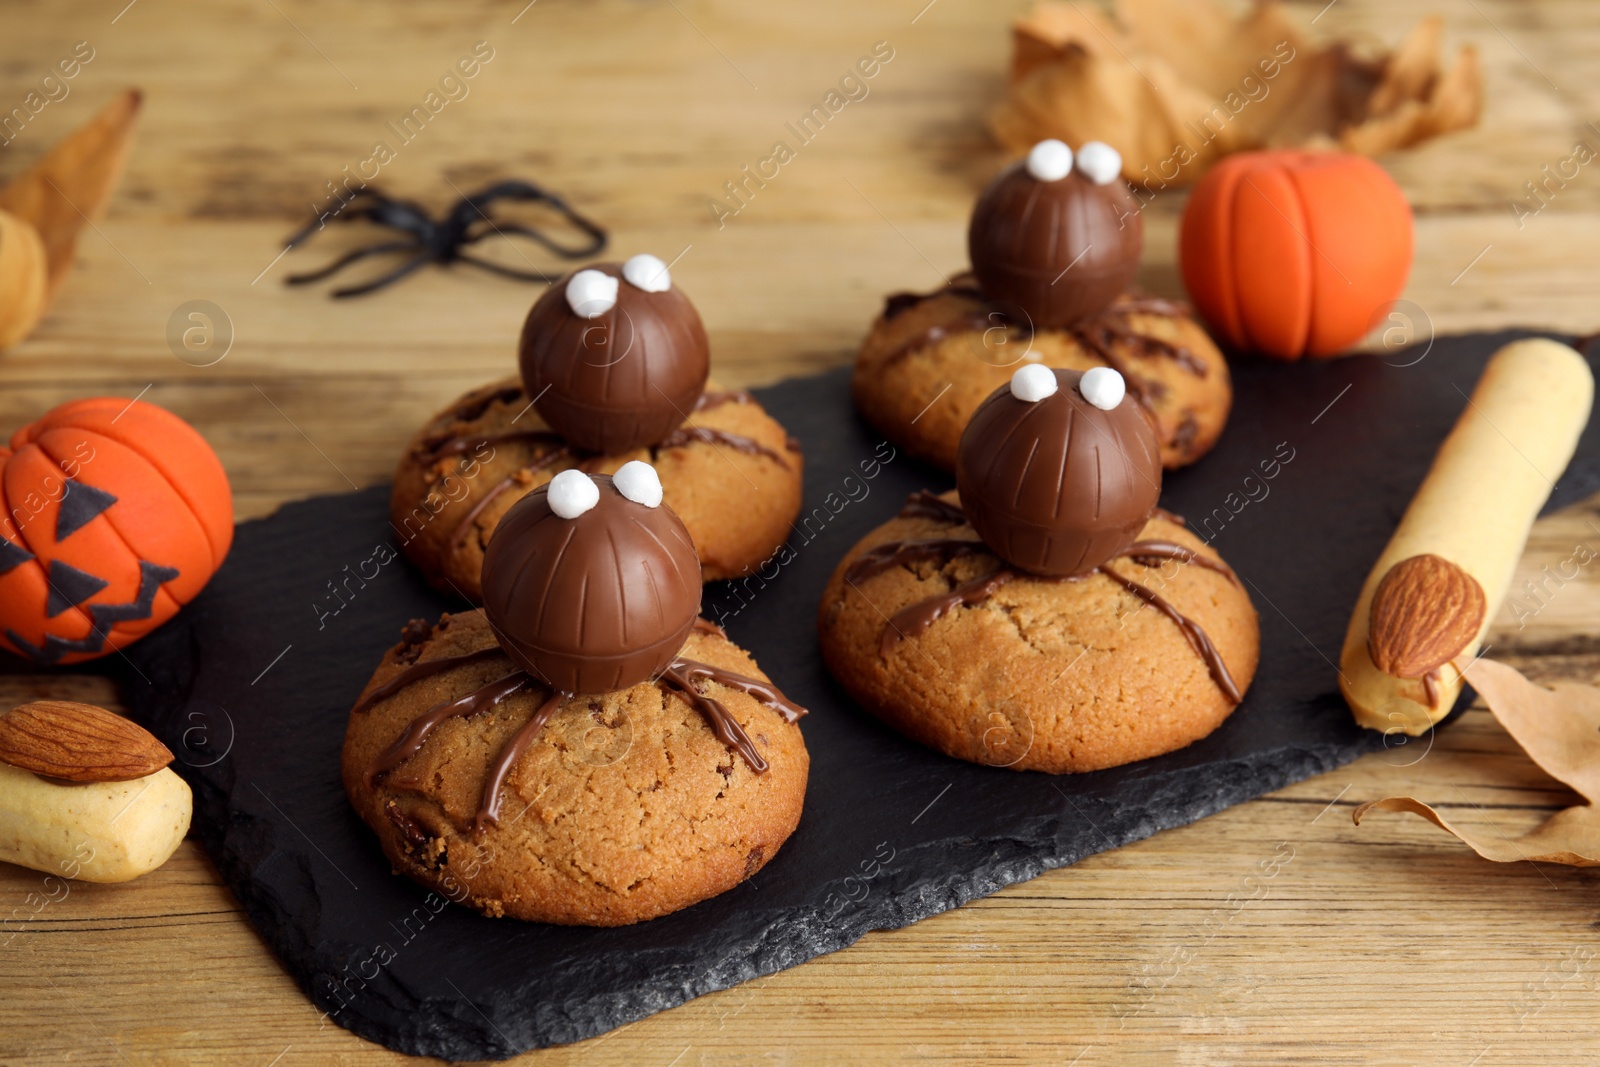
1179;150;1414;360
0;398;232;664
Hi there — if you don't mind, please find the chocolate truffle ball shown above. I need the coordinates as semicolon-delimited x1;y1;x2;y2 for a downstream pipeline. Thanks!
968;140;1143;329
519;256;710;454
481;466;702;695
956;365;1160;577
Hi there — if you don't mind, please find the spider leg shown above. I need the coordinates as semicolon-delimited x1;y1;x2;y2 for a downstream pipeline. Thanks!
282;179;604;297
454;251;559;283
283;188;401;249
451;180;608;259
285;240;422;286
461;219;608;261
329;251;433;298
364;198;443;242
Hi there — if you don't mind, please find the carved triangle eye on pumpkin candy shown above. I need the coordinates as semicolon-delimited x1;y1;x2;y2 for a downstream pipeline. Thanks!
0;397;233;665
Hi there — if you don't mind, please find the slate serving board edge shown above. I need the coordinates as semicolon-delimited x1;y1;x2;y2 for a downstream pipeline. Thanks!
152;593;1380;1057
106;329;1600;1059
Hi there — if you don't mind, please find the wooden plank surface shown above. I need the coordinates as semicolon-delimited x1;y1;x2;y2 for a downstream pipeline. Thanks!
3;0;1600;1062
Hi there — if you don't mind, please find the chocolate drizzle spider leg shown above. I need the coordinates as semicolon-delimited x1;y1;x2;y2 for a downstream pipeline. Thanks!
859;500;1246;702
473;688;567;834
352;645;508;715
366;669;530;786
446;444;573;553
880;276;1203;416
654;425;791;469
666;658;808;724
409;374;797;571
660;663;769;774
1099;564;1243;703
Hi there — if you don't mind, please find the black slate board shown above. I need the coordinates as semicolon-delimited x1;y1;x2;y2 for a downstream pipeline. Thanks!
111;330;1600;1060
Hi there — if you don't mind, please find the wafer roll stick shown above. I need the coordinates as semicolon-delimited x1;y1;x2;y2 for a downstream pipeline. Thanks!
1341;339;1593;736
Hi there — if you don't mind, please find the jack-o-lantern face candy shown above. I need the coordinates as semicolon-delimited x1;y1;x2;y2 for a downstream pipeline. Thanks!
517;255;710;454
0;398;234;665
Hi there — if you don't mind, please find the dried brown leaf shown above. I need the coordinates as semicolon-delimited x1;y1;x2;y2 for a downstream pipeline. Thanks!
1367;15;1444;116
1120;0;1306;102
1353;658;1600;866
1340;42;1482;155
991;1;1482;185
0;88;142;301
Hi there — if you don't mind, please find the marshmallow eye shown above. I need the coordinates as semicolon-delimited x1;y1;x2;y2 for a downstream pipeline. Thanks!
1075;141;1124;185
546;469;601;518
1025;139;1074;182
622;253;672;293
612;460;664;507
565;269;619;318
1010;363;1060;402
1078;366;1127;410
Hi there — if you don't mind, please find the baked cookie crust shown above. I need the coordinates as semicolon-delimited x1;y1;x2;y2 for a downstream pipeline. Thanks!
853;282;1232;472
391;378;803;601
343;610;809;926
818;492;1259;774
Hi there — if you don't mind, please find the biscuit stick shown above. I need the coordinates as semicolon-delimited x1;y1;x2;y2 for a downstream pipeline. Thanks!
0;762;191;882
1341;339;1593;736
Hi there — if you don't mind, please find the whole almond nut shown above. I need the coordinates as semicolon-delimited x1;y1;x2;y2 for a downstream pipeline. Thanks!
1367;554;1486;679
0;700;173;782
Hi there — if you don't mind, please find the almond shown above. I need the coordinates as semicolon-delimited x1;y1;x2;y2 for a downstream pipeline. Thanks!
0;700;172;782
1367;554;1486;679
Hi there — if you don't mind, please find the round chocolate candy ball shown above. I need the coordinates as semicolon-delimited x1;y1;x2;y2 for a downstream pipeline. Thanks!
968;140;1143;329
519;256;710;454
481;465;702;695
956;364;1160;577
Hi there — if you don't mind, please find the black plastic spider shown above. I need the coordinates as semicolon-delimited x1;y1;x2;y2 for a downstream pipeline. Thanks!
281;179;608;298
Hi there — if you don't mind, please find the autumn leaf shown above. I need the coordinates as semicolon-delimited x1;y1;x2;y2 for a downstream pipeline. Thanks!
1353;658;1600;867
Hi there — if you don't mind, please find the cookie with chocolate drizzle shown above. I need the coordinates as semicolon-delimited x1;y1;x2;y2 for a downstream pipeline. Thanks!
344;469;809;926
853;139;1232;472
389;254;802;602
819;366;1258;774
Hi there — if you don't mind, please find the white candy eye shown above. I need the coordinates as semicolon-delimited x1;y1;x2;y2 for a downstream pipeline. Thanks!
1079;366;1126;410
1010;363;1059;402
621;253;671;293
1075;141;1123;185
1025;139;1073;182
546;469;600;518
612;460;663;507
565;269;619;318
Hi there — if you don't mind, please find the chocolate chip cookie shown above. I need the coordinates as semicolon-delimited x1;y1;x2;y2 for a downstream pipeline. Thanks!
390;377;802;602
818;492;1258;773
343;610;809;926
853;279;1233;472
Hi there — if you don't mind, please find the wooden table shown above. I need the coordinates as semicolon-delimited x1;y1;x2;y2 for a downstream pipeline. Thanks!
3;0;1599;1062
